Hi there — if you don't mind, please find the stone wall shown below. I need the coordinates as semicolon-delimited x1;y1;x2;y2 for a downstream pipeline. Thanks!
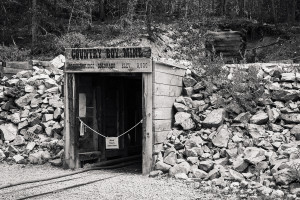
0;64;64;166
152;63;300;197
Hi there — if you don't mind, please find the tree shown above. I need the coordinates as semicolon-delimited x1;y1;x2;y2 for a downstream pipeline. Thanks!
32;0;37;48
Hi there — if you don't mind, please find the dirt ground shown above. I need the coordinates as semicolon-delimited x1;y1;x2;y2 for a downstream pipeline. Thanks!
0;163;239;200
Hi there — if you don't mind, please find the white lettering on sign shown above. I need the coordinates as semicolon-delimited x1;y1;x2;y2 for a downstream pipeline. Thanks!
105;137;119;149
65;59;152;73
66;47;151;60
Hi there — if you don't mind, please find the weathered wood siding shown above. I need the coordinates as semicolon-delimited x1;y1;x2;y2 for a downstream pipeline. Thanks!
152;62;186;155
1;62;33;77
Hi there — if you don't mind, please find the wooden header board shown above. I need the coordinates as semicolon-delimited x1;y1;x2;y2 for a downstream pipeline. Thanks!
65;47;152;73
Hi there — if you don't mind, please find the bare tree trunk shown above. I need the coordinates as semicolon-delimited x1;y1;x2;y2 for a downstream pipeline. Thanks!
127;0;138;21
271;0;277;24
32;0;37;49
291;0;296;24
99;0;105;21
146;0;154;42
184;0;189;18
287;0;296;24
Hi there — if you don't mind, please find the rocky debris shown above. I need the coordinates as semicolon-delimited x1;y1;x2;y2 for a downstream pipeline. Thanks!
249;111;268;125
151;63;300;197
202;109;225;128
212;125;231;148
0;63;64;166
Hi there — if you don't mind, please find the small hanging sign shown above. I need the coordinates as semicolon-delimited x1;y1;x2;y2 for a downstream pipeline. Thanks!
105;137;119;149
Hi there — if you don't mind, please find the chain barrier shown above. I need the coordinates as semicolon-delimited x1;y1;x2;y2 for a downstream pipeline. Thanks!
77;117;143;138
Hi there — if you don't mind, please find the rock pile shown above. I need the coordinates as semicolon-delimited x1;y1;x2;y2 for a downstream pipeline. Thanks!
153;63;300;197
0;64;64;166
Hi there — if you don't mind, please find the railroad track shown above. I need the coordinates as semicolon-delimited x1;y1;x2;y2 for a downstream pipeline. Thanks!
0;157;141;200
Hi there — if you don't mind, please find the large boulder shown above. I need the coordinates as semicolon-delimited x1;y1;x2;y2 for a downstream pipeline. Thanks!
273;168;295;185
192;168;208;179
243;147;265;164
272;90;300;102
169;161;191;177
155;161;172;172
173;102;188;112
183;76;197;87
212;125;231;148
202;108;226;128
233;112;251;123
247;124;266;139
291;125;300;141
0;123;18;141
174;112;195;130
233;156;249;172
281;113;300;123
250;111;268;125
199;160;214;172
15;93;36;107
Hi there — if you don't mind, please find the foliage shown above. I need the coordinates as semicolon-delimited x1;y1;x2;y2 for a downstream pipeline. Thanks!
31;34;59;56
0;46;30;61
227;66;266;113
55;32;91;51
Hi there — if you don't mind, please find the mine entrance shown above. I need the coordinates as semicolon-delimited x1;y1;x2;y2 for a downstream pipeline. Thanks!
77;73;143;164
64;47;153;174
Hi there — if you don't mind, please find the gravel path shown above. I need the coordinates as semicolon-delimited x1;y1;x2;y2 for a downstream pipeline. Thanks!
0;163;237;200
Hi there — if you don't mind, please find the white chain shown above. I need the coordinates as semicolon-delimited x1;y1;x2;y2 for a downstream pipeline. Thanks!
77;117;143;138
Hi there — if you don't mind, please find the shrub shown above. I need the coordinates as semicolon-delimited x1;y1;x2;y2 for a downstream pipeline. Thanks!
0;46;31;61
55;32;92;54
227;66;266;113
31;34;58;56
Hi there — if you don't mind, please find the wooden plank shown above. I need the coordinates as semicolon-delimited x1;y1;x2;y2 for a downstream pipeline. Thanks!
5;61;31;69
3;68;33;74
153;96;177;108
63;73;70;168
206;31;241;36
31;60;51;67
153;107;173;120
208;46;242;51
153;83;182;97
155;63;186;76
154;71;183;86
206;41;243;47
65;59;152;73
78;151;101;161
212;38;242;42
65;47;151;60
154;61;187;70
142;73;153;175
154;131;170;144
74;74;80;168
64;73;77;169
153;120;172;132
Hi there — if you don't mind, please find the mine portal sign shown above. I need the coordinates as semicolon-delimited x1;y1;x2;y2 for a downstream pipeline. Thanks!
65;47;152;73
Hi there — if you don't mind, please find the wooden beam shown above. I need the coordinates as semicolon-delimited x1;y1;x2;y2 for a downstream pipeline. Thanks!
153;83;182;97
153;120;172;132
155;63;186;76
142;72;153;175
153;107;174;120
154;72;183;86
153;96;177;108
73;74;80;168
63;73;70;168
154;131;170;144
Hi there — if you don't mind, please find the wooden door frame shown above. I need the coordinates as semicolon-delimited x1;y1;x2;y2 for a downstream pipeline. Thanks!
142;73;153;175
64;71;153;175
